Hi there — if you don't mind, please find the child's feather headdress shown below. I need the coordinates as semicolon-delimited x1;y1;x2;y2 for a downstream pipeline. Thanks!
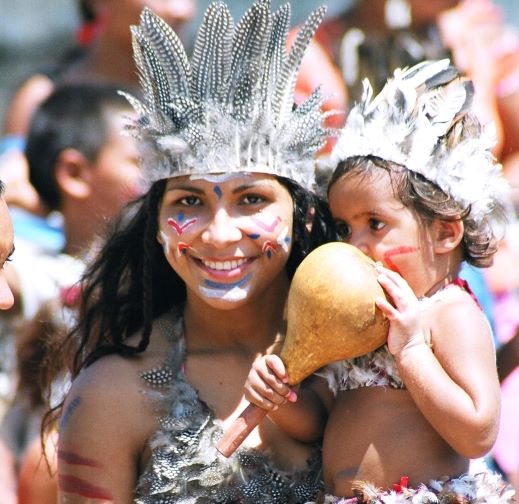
332;59;512;234
123;0;330;189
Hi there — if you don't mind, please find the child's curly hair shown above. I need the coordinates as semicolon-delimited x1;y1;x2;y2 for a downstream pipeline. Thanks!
329;153;499;268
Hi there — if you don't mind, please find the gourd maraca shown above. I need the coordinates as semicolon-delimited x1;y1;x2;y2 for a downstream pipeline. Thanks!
216;242;389;457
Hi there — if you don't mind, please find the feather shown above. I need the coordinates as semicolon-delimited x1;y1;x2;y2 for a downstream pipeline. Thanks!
224;0;271;120
332;59;513;238
190;2;233;102
123;0;330;190
272;5;327;126
138;8;192;99
258;3;290;111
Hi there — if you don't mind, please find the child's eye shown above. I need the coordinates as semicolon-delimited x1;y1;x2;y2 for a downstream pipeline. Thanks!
178;195;202;206
335;221;351;240
369;219;385;231
241;194;265;205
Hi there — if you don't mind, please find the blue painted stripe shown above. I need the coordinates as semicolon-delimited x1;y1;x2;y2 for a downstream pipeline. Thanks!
203;273;252;290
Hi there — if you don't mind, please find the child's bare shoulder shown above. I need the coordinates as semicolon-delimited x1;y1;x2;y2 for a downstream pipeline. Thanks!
427;284;493;350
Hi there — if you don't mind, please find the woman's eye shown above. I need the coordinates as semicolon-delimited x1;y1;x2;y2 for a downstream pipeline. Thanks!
241;194;265;205
178;195;202;206
335;221;351;240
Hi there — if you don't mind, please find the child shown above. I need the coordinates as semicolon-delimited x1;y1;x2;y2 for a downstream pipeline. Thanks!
244;59;516;502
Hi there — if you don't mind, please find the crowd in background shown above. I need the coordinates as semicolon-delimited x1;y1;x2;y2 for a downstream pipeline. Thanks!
0;0;519;502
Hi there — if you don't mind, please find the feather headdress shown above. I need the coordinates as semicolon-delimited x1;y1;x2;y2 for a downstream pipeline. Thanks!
332;59;512;235
123;0;330;189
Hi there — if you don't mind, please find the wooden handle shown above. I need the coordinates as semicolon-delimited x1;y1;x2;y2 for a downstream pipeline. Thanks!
216;403;268;457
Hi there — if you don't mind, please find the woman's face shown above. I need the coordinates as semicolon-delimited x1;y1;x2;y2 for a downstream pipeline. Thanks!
0;199;15;310
157;173;294;309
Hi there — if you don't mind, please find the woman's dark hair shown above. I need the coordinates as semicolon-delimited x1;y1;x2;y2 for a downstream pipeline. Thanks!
329;154;498;267
66;175;334;376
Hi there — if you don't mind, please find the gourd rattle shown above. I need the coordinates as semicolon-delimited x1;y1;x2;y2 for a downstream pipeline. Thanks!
216;242;389;457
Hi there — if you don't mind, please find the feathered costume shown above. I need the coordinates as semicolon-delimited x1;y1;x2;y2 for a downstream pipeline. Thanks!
124;0;332;502
135;311;322;503
323;61;515;503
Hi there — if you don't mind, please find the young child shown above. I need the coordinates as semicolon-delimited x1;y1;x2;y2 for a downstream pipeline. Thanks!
244;59;516;502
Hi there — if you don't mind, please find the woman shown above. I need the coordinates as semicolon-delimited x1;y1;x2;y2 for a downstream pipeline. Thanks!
55;2;335;502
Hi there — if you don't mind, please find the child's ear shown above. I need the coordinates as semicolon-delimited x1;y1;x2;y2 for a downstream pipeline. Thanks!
432;219;464;254
55;148;93;200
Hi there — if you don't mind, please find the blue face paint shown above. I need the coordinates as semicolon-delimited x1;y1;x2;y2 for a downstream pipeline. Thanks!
177;211;186;222
214;185;223;199
203;273;252;290
247;233;261;240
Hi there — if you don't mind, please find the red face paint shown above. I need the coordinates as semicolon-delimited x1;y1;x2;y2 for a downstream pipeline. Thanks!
58;474;113;500
251;215;281;233
58;449;102;468
262;240;277;258
177;242;192;255
167;217;197;236
383;246;418;274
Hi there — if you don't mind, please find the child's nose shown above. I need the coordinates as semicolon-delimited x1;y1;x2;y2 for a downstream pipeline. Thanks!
201;209;242;248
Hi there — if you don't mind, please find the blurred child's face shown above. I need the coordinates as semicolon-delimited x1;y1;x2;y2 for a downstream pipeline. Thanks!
328;169;438;297
97;0;195;42
0;199;15;310
157;173;294;310
89;112;143;221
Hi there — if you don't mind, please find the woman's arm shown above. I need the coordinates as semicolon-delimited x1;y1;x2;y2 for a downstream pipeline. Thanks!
58;355;155;504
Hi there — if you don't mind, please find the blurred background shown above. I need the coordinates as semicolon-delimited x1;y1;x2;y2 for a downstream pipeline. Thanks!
1;0;517;126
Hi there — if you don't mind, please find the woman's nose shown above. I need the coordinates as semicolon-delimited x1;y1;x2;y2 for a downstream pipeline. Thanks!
201;209;242;248
0;274;14;310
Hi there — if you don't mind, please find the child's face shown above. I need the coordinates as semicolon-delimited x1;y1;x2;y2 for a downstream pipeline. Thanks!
328;170;439;297
157;172;294;309
88;112;143;221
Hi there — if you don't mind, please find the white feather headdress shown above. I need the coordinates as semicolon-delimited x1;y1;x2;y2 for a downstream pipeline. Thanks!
123;0;331;190
332;59;512;235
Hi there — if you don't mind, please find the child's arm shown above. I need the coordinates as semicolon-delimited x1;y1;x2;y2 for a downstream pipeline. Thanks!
244;354;330;442
375;266;500;459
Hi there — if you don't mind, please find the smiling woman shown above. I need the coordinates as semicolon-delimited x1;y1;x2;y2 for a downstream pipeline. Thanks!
52;1;336;503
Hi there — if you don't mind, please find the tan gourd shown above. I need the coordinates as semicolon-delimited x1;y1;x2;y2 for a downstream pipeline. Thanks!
217;242;389;457
281;241;389;385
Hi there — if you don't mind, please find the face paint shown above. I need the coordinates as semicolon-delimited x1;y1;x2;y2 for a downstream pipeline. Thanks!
199;273;253;302
167;216;197;235
276;225;291;253
213;185;223;199
59;396;81;430
58;449;102;468
262;240;277;259
59;475;113;501
251;215;281;233
177;242;192;257
383;246;418;275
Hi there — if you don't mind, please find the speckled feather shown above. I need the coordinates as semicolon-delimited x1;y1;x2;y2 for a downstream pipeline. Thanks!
125;0;331;189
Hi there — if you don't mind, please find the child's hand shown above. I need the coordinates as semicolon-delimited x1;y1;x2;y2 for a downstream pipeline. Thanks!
244;354;298;412
374;265;428;356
